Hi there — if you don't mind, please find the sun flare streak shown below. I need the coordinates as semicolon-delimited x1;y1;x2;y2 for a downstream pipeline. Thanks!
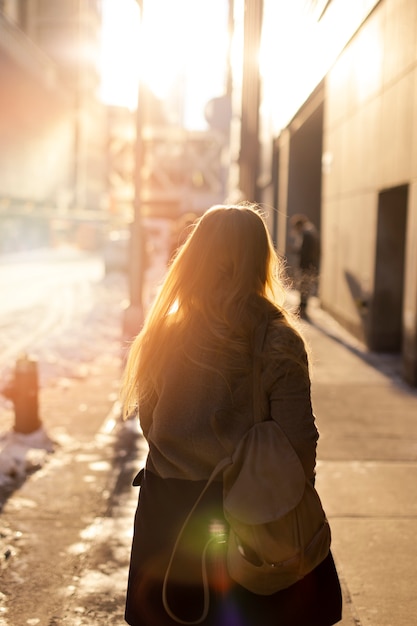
100;0;229;128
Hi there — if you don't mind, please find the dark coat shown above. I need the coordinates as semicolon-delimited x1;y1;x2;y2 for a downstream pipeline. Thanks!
125;470;342;626
299;224;320;271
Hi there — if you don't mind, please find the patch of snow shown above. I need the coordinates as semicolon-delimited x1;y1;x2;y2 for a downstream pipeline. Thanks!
0;427;54;489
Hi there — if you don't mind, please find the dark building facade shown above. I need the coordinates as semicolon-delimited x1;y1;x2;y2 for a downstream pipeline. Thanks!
229;0;417;386
0;0;106;251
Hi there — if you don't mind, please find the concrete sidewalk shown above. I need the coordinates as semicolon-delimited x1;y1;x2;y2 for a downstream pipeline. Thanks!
300;298;417;626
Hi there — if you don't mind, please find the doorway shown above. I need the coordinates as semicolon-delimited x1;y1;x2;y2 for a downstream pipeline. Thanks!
368;185;408;351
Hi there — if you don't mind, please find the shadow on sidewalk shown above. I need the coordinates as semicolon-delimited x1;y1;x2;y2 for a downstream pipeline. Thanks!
301;303;413;391
105;415;145;512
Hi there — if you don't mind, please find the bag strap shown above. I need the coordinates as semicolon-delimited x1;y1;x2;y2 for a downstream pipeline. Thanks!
162;457;230;625
252;315;269;424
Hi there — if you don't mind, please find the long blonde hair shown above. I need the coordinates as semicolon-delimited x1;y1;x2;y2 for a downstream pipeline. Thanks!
122;204;288;416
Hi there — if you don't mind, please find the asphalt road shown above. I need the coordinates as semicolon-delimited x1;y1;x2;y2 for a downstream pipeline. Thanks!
0;249;104;369
0;248;139;624
0;248;127;425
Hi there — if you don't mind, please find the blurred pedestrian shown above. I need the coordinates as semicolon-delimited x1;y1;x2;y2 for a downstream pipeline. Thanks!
289;214;320;319
122;204;342;626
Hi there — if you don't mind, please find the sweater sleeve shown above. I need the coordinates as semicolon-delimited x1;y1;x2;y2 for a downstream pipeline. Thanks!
263;323;319;482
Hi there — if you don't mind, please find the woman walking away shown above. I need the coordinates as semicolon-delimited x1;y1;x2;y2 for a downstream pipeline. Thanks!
121;204;342;626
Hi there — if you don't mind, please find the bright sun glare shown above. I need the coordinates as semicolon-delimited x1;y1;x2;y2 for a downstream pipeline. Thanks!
100;0;229;129
99;0;141;110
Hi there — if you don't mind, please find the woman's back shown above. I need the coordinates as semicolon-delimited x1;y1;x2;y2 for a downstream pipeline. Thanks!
122;204;342;626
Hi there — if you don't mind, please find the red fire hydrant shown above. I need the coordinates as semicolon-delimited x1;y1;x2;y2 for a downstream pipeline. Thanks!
2;354;42;435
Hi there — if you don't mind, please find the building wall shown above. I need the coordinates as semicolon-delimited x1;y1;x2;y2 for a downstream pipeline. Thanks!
0;0;106;254
227;0;263;203
321;0;417;382
274;84;324;272
0;49;73;203
258;0;381;263
0;10;76;250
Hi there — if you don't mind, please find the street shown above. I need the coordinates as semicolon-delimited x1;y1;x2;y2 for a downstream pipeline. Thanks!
0;247;143;625
0;248;128;421
1;250;417;626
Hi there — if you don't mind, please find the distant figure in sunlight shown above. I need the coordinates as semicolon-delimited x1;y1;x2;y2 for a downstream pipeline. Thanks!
121;204;341;626
289;214;321;319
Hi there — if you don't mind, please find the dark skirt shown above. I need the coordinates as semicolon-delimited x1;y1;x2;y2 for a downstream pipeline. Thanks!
125;470;342;626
